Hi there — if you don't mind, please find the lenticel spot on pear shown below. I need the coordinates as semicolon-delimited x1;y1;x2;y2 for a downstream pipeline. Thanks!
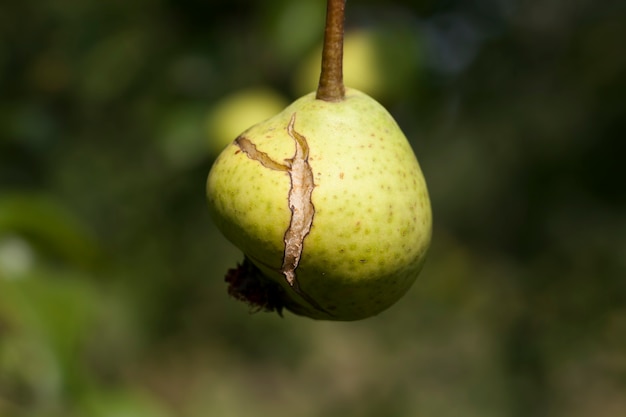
206;0;432;321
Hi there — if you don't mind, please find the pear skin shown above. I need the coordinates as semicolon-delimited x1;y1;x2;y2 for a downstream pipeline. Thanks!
207;88;431;320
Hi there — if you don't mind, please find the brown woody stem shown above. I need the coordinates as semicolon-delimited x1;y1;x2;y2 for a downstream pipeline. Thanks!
316;0;346;102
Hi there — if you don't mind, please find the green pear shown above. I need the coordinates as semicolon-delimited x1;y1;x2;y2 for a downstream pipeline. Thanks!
206;88;431;320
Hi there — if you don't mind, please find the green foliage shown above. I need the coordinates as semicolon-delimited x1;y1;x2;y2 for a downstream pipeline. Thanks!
1;1;625;416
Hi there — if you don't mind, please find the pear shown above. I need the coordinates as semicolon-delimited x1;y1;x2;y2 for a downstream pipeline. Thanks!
206;88;431;320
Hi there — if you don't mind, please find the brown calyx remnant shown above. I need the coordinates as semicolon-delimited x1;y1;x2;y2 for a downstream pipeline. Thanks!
225;256;287;315
233;113;331;316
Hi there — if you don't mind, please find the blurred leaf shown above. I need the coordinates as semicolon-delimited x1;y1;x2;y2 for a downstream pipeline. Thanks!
0;277;64;416
264;0;326;65
0;193;101;270
155;103;209;169
78;387;171;417
77;29;149;103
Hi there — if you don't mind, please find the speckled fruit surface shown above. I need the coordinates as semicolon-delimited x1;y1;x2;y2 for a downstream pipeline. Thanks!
206;88;431;320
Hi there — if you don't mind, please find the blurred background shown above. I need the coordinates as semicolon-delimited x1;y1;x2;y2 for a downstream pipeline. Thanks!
1;0;625;416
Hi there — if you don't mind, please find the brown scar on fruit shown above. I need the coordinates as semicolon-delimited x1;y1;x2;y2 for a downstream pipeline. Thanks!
234;113;332;316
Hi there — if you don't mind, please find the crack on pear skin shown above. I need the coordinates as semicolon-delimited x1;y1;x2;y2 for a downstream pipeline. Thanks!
234;113;332;317
234;137;289;172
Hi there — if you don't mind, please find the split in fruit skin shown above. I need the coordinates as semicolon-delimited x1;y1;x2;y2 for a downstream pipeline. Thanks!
234;113;333;317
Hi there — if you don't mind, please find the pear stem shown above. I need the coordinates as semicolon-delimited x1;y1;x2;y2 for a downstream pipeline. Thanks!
316;0;346;102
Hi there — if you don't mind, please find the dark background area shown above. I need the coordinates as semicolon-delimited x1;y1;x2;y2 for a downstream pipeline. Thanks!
1;0;625;416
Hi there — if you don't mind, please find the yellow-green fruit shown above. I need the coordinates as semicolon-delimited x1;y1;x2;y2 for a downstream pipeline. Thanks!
206;88;431;320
